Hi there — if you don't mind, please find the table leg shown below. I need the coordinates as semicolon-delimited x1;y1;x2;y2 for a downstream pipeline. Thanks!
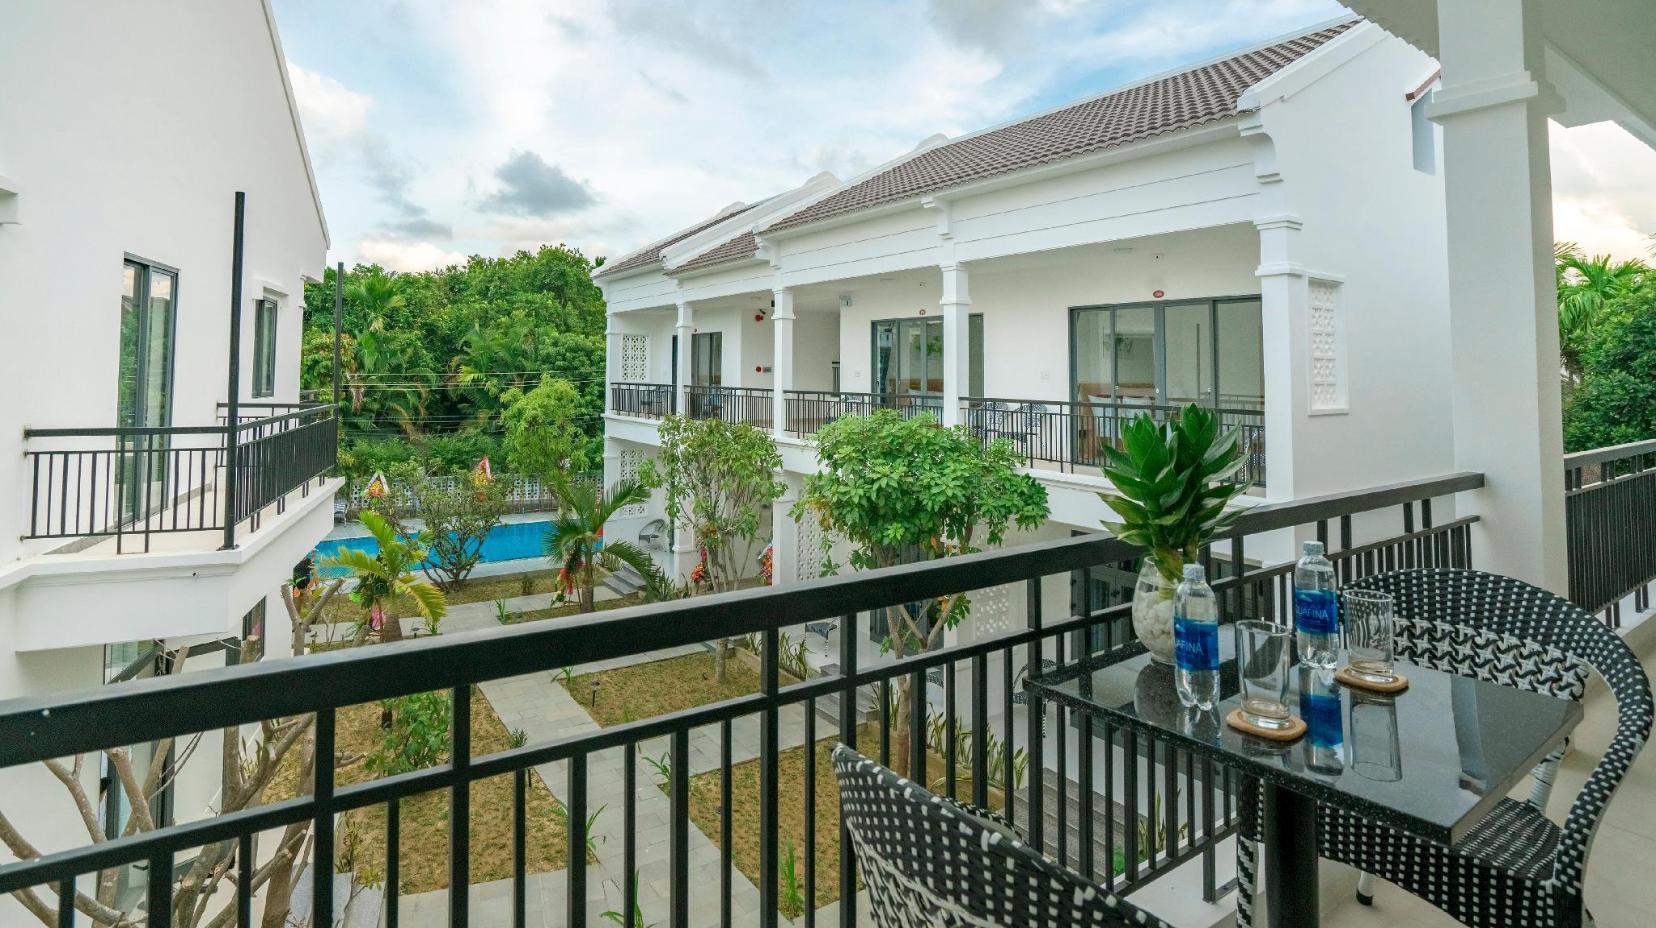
1263;783;1320;928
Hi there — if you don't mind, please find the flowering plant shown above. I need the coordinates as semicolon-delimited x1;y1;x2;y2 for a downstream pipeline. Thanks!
758;544;774;585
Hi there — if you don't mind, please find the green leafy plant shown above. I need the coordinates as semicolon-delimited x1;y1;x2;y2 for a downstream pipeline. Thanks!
495;598;512;625
642;752;672;787
545;475;666;613
323;510;447;643
1096;404;1247;585
507;727;528;749
412;472;511;591
600;873;656;928
553;666;575;687
519;572;537;597
794;409;1047;776
366;691;451;776
779;839;805;917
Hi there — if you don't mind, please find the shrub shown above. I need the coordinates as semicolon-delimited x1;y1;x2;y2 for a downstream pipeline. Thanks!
366;691;451;776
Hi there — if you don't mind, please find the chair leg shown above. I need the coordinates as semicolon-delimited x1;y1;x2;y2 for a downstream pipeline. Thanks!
1355;871;1375;906
1528;739;1568;811
1237;836;1260;928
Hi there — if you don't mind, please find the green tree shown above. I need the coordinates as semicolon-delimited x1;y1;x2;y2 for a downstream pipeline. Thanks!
502;377;590;476
412;473;512;591
1556;243;1649;384
1563;279;1656;451
792;410;1048;772
324;511;447;642
544;476;665;613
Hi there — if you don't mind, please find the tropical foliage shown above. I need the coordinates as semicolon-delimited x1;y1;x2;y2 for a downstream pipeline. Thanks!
1563;277;1656;451
300;246;607;484
408;470;512;591
1095;405;1247;584
501;377;594;476
794;410;1047;773
1555;243;1650;385
641;416;785;680
544;476;666;613
324;511;448;642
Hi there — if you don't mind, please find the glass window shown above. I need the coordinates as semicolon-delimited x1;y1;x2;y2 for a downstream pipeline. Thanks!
1162;301;1211;407
1071;298;1263;410
117;260;176;430
252;298;277;398
968;314;984;398
1216;299;1265;410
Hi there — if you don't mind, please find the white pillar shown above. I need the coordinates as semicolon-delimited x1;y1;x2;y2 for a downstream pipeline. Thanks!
604;317;621;414
1254;214;1308;502
1429;0;1567;592
772;288;795;438
771;471;801;587
674;299;694;417
939;262;971;427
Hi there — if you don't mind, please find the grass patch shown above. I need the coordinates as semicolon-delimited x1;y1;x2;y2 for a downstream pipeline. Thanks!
682;730;1005;917
269;688;574;894
503;593;644;624
563;652;760;727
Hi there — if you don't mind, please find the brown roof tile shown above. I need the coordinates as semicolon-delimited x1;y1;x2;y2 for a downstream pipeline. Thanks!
764;22;1353;235
595;201;761;278
671;231;760;274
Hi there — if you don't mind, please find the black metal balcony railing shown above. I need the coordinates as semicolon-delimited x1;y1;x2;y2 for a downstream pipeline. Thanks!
610;382;676;419
22;404;337;553
0;472;1478;928
687;384;773;427
1565;438;1656;626
962;397;1267;487
783;391;942;437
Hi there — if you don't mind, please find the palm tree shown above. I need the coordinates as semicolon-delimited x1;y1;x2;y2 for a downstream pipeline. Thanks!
544;476;664;613
324;511;447;642
1556;243;1649;383
345;267;406;318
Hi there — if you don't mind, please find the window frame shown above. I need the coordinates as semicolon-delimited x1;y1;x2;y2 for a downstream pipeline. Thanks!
252;296;278;398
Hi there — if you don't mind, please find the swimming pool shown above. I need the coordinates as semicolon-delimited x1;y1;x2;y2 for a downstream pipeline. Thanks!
314;519;574;577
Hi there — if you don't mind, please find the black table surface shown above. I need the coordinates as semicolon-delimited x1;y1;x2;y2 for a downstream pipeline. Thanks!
1026;638;1583;847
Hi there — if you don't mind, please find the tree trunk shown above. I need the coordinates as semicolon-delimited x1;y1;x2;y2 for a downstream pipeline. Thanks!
579;583;595;613
379;611;403;643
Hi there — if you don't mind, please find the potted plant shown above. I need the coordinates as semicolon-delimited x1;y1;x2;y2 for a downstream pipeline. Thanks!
1097;405;1247;662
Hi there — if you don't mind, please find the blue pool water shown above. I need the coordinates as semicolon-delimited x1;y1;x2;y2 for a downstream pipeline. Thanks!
314;519;574;577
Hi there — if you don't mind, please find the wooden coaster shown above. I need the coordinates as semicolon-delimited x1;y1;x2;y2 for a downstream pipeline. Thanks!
1225;709;1306;742
1335;666;1409;694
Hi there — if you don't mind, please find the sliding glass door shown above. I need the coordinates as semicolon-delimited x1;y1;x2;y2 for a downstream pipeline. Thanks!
870;316;983;411
117;259;177;523
1070;297;1262;410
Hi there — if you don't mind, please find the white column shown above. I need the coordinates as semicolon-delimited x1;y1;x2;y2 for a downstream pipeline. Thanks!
770;471;801;587
939;262;971;427
1254;214;1308;502
674;299;694;416
771;288;795;437
1429;0;1567;592
604;317;621;414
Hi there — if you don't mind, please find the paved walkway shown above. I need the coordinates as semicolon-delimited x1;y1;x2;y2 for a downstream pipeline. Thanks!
388;598;827;927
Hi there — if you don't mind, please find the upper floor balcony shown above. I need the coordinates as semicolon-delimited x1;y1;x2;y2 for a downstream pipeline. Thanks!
4;403;341;650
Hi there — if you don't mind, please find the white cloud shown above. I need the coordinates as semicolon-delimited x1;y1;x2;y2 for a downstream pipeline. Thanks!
286;61;371;151
358;238;468;273
1550;121;1656;262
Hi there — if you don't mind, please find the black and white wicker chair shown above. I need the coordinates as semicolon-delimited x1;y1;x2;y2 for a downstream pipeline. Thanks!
832;745;1171;928
1234;568;1652;928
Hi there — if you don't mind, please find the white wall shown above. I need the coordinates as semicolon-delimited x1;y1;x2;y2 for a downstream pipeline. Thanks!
0;0;328;568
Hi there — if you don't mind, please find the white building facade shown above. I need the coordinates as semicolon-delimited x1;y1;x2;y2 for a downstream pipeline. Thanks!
0;0;339;915
599;20;1458;600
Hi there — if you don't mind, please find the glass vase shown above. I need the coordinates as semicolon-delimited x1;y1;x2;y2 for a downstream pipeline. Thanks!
1131;558;1180;664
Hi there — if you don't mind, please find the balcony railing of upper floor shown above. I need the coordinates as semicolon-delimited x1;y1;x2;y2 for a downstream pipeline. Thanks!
610;382;676;420
0;471;1482;928
22;403;338;554
961;397;1267;487
686;384;773;428
783;390;942;437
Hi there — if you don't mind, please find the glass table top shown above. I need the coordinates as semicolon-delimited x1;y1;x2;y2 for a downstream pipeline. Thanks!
1026;638;1583;846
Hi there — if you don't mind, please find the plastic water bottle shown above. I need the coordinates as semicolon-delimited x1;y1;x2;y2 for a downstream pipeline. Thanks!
1294;541;1339;669
1174;563;1220;710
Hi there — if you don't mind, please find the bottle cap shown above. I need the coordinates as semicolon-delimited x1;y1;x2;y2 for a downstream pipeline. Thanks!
1182;563;1205;582
1303;540;1325;558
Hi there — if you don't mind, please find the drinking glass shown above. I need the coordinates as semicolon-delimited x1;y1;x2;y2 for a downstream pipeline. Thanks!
1235;620;1293;730
1342;590;1396;684
1349;691;1403;781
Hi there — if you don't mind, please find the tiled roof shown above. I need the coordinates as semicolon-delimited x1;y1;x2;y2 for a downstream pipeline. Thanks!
671;231;759;274
595;201;760;278
764;21;1354;235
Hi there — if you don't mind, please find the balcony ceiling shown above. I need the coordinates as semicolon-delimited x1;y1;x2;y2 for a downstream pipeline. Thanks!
1344;0;1656;146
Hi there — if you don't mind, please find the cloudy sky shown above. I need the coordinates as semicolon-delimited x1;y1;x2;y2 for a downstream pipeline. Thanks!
271;0;1656;272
